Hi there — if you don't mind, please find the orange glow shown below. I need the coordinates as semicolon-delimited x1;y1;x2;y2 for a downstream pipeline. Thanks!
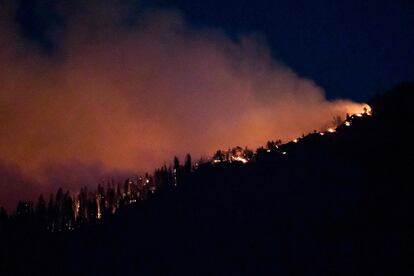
365;105;373;115
0;7;371;210
231;156;248;163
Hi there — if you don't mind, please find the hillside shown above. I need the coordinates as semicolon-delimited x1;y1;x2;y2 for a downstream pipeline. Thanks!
1;82;414;275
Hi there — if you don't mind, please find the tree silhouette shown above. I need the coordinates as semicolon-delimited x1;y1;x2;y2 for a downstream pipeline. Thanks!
266;140;282;150
244;147;254;159
213;150;225;161
47;193;56;231
184;153;192;174
62;191;74;229
0;207;8;232
35;194;47;227
173;156;181;186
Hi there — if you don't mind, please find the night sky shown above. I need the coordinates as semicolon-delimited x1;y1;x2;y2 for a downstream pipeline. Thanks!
15;0;414;101
162;0;414;101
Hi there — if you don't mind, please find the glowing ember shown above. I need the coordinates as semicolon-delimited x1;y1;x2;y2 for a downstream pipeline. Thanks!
97;203;102;220
232;156;248;163
282;151;287;155
320;132;325;136
345;121;351;126
74;199;80;220
293;139;298;143
364;104;373;115
327;128;336;133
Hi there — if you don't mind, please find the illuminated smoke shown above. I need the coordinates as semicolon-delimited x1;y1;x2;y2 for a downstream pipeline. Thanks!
0;5;369;209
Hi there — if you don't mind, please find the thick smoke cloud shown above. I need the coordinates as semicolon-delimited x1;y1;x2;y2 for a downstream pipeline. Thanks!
0;2;367;210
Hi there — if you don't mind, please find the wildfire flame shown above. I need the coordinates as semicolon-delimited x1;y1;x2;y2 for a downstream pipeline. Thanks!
231;156;248;164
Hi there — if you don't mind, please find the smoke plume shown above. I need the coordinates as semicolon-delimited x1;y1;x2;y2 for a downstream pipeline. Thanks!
0;2;368;210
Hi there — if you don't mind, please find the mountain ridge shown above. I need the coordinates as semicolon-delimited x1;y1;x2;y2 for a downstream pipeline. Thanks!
1;82;413;275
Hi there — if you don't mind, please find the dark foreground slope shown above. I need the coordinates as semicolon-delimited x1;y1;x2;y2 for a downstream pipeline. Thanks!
1;83;414;275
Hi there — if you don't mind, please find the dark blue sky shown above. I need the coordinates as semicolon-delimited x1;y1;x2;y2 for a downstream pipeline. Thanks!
153;0;414;101
14;0;414;101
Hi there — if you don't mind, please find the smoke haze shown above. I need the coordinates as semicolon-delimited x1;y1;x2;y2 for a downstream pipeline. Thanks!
0;2;368;210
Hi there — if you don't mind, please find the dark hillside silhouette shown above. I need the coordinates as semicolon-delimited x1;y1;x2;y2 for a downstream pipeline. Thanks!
1;82;414;275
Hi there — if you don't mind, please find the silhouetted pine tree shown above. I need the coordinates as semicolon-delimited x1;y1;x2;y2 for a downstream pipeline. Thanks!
35;194;47;228
173;156;181;186
0;207;8;232
47;193;56;231
62;191;74;230
184;153;192;174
